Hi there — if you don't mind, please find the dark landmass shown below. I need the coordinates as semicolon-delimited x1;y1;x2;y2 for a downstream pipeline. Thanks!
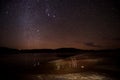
20;48;84;53
20;49;54;53
20;48;85;58
0;47;19;54
1;47;120;59
0;47;120;54
0;47;120;59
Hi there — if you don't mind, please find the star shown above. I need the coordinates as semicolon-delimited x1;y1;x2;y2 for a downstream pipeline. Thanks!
53;15;56;18
47;13;50;16
36;30;40;32
0;0;120;50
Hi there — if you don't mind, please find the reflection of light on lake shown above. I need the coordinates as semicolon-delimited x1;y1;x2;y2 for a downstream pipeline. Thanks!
36;73;111;80
81;65;84;68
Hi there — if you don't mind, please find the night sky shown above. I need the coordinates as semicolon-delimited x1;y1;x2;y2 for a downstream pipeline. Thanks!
0;0;120;50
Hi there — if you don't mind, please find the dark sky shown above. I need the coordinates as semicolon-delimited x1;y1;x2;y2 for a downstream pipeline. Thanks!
0;0;120;50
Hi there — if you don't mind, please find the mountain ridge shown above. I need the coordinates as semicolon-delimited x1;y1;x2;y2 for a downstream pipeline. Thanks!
0;47;120;54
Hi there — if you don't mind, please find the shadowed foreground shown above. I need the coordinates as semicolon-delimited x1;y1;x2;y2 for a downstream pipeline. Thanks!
0;50;120;80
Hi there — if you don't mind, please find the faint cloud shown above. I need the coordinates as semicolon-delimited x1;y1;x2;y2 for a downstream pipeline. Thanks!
84;42;102;48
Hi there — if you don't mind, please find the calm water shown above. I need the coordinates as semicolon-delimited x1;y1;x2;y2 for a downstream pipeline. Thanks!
0;52;119;80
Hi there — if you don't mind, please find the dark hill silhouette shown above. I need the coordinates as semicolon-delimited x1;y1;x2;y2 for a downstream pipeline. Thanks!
54;48;85;58
0;47;120;56
55;48;83;53
0;47;19;54
20;48;84;53
20;49;54;53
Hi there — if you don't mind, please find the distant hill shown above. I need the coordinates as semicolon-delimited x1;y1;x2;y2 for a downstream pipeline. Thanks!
54;48;83;53
20;48;84;53
0;47;85;55
0;47;19;54
0;47;120;55
20;49;54;53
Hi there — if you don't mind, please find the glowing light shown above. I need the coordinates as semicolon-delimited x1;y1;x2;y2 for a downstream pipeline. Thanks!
37;73;110;80
81;65;85;68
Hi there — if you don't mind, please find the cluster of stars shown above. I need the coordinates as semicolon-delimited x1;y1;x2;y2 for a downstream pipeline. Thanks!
0;0;120;49
44;0;56;18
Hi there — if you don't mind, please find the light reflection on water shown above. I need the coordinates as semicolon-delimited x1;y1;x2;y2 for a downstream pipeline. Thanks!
35;73;111;80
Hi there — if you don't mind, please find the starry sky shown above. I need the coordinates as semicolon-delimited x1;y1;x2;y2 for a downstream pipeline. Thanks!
0;0;120;50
